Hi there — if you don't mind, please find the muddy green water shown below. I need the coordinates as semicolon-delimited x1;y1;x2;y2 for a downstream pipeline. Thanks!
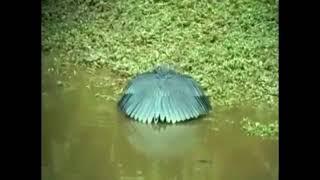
42;66;278;180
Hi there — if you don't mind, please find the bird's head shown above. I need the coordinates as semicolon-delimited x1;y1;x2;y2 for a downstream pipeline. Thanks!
153;64;175;75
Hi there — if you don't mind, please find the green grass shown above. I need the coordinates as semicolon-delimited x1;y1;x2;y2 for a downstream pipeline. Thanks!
240;117;278;139
42;0;278;112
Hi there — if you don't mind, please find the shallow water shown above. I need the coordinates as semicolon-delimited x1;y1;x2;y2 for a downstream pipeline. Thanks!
42;66;278;180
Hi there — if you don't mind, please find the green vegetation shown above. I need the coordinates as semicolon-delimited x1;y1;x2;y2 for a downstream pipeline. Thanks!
241;117;278;139
42;0;278;138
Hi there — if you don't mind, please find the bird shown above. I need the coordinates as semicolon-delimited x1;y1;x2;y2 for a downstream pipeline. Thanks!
117;64;212;124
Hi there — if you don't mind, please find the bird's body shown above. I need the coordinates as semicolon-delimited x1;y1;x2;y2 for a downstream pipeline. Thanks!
118;65;212;124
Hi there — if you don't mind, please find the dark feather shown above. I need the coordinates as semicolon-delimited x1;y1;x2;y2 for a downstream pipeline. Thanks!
118;65;212;124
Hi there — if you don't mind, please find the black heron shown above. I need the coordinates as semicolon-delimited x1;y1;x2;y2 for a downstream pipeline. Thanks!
118;65;212;123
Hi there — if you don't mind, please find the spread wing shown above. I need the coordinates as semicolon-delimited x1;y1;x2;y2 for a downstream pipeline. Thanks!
118;72;212;123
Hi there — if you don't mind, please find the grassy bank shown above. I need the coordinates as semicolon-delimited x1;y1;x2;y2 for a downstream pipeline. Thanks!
42;0;278;137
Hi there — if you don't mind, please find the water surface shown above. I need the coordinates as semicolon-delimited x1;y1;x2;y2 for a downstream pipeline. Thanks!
42;67;278;180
